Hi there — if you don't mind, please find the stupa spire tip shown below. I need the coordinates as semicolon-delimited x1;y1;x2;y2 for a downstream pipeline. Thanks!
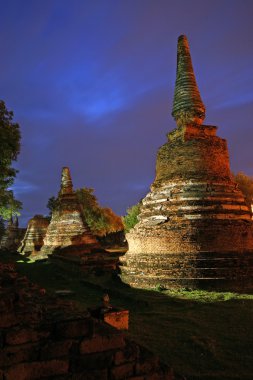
172;35;205;127
60;166;73;195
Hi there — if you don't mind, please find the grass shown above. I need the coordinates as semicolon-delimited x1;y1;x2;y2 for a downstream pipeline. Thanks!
1;251;253;380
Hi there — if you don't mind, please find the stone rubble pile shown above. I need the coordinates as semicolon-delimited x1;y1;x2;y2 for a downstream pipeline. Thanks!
0;263;184;380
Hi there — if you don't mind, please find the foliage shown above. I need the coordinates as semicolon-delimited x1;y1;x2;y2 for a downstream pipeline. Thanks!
47;188;123;236
0;100;22;219
123;203;141;232
46;196;59;217
76;187;123;236
0;189;22;220
0;218;5;241
234;171;253;208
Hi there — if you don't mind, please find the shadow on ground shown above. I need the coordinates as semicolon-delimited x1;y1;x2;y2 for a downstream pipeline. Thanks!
1;250;253;380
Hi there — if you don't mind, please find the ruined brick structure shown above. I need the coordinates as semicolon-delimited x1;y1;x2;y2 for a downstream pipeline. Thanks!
18;215;49;257
41;167;118;270
0;216;25;252
0;263;183;380
42;167;100;255
121;35;253;291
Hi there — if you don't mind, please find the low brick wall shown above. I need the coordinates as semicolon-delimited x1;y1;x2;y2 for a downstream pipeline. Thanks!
0;263;184;380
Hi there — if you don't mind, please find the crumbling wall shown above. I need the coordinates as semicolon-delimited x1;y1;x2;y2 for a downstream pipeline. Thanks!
0;263;183;380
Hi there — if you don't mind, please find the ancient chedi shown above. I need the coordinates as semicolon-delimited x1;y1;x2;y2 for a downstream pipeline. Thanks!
121;35;253;291
41;167;101;258
18;215;49;256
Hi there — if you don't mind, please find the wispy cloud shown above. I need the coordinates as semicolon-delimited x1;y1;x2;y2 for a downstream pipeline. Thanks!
11;180;38;196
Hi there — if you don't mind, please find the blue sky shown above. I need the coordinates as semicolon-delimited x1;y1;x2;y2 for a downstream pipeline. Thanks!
1;0;253;226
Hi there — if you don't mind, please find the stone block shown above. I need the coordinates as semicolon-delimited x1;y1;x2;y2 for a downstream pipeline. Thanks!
104;309;129;330
4;359;69;380
0;312;18;328
80;333;125;354
70;351;113;372
54;318;93;338
5;327;49;345
144;371;174;380
69;369;108;380
110;362;135;379
40;339;73;360
114;341;139;365
0;342;40;367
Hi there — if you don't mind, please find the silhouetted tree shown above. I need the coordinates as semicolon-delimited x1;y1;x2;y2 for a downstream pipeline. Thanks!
0;100;22;220
46;196;59;217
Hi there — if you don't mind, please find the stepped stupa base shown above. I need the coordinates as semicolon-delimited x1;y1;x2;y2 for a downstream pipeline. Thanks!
121;210;253;291
120;250;253;292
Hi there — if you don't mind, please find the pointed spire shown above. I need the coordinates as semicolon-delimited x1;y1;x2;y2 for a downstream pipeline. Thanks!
60;167;73;195
172;35;205;127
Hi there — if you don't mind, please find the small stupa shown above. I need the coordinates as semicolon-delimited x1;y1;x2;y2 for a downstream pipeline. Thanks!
41;167;117;269
18;215;49;256
41;167;101;256
121;35;253;291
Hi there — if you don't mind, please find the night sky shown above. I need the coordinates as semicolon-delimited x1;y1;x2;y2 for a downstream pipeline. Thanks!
1;0;253;227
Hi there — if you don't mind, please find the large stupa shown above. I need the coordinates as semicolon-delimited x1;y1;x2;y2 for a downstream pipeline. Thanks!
120;35;253;291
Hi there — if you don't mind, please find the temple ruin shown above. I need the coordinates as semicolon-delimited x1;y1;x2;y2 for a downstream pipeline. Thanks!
0;216;25;252
41;167;117;269
121;35;253;291
41;167;101;256
0;262;183;380
18;215;49;257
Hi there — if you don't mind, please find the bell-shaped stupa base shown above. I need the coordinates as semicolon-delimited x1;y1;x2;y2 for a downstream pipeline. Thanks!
120;125;253;291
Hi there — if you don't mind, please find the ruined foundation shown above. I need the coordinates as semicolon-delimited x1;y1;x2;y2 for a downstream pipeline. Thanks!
18;215;49;257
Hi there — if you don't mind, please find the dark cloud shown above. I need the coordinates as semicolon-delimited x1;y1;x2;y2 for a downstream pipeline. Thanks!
1;0;253;226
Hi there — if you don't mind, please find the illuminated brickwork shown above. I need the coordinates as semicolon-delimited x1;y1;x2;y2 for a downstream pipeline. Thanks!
18;215;49;257
41;167;101;256
121;36;253;290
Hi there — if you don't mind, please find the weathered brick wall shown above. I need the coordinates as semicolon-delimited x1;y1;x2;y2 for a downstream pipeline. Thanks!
154;125;231;187
0;263;183;380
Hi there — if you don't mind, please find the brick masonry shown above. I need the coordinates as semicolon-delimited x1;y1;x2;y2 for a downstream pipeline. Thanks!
0;263;184;380
120;35;253;291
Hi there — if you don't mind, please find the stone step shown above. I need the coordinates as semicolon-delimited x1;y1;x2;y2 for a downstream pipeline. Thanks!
120;271;253;291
